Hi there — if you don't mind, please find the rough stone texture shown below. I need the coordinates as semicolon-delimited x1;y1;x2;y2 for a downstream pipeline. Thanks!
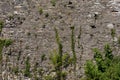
0;0;120;80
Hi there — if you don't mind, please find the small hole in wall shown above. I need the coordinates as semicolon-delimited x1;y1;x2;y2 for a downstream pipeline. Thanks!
90;34;94;38
90;25;96;29
68;1;72;5
111;9;119;12
59;15;63;19
42;24;46;28
116;23;120;27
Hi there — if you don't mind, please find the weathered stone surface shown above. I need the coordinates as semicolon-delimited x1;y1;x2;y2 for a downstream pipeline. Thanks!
0;0;120;80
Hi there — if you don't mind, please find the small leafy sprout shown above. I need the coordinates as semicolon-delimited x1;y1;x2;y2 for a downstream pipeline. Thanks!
45;13;49;18
93;48;102;63
50;50;61;70
41;54;46;62
38;68;43;76
111;28;116;39
39;8;43;15
12;66;19;75
4;39;13;47
34;75;39;80
62;53;73;68
8;14;14;20
50;0;56;6
44;75;54;80
104;44;113;60
61;71;67;80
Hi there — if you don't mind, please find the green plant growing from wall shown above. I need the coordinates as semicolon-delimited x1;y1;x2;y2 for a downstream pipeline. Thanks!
111;29;116;47
4;39;13;47
54;27;63;68
41;54;46;62
12;66;19;75
85;60;99;80
62;53;73;68
0;39;5;63
70;26;77;74
50;0;56;6
61;71;67;80
0;38;12;80
24;56;31;77
50;50;62;80
78;26;82;48
39;8;43;15
33;62;39;80
17;51;21;61
49;27;73;80
0;21;4;34
44;75;54;80
50;51;68;80
111;28;116;39
38;67;44;79
84;44;120;80
0;39;13;63
49;27;63;80
8;14;14;20
118;36;120;47
104;44;113;60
